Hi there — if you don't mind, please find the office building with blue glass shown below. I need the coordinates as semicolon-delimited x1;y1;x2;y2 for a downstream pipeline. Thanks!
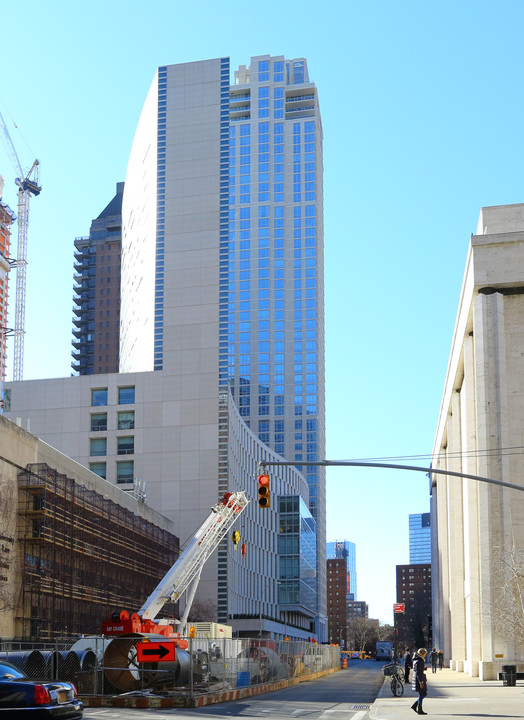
227;56;326;626
5;55;326;641
409;512;431;564
327;540;357;600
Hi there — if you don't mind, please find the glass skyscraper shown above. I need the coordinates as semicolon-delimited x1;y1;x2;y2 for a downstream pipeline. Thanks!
409;512;431;564
227;56;326;626
327;540;357;600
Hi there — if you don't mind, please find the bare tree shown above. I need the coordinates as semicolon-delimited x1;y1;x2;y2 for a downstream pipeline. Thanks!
377;623;395;642
347;617;379;653
187;597;217;623
491;536;524;647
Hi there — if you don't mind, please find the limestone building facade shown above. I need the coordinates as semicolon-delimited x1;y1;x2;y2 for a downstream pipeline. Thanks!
432;203;524;679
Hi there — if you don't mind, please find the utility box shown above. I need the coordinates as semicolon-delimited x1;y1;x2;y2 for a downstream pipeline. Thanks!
190;622;232;639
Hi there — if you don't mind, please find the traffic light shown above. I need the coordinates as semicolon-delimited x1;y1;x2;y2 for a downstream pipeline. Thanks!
258;473;270;508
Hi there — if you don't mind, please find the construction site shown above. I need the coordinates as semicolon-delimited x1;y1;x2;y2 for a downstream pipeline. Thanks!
0;634;340;707
16;462;179;640
0;415;340;706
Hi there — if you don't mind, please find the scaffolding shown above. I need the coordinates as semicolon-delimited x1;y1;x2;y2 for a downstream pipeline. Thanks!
17;463;179;641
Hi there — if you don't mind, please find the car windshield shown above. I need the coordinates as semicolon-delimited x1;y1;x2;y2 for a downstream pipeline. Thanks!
0;662;25;679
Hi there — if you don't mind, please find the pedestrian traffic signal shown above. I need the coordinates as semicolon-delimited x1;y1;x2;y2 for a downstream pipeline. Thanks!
258;473;270;508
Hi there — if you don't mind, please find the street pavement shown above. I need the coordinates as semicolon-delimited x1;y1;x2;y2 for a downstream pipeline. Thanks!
84;663;523;719
371;667;524;720
84;660;382;718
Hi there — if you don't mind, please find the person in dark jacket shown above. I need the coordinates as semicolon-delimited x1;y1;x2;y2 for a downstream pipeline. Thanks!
430;648;438;673
438;650;443;669
404;648;413;684
411;648;428;715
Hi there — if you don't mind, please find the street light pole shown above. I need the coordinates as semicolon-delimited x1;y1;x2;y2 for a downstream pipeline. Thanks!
257;459;524;493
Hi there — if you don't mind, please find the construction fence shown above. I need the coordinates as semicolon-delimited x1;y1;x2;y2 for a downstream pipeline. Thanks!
0;636;340;698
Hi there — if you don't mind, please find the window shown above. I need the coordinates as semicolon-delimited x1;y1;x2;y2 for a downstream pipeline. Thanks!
90;413;107;431
117;461;134;484
89;462;106;479
117;436;134;455
91;388;107;406
258;60;269;82
90;438;107;457
118;386;135;404
118;411;134;430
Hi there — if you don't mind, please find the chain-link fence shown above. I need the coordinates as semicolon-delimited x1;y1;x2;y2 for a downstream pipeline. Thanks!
0;637;340;697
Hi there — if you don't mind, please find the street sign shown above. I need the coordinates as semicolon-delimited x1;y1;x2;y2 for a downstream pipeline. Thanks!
393;603;405;613
136;641;176;663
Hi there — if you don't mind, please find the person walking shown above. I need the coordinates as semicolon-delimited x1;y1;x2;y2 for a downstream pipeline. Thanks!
411;648;428;715
438;650;443;669
430;648;438;673
404;648;413;684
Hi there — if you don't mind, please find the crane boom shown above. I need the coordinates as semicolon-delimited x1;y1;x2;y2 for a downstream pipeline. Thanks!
102;491;249;638
0;110;23;179
0;110;40;381
139;491;249;620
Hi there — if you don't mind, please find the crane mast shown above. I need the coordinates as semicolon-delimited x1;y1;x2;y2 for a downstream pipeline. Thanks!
0;110;40;381
13;160;40;380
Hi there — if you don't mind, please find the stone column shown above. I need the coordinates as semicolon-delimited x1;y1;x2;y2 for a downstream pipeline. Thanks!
461;333;481;676
474;292;512;679
435;453;451;663
447;390;466;671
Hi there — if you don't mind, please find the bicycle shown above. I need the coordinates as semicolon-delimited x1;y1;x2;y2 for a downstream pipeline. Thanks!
383;662;405;696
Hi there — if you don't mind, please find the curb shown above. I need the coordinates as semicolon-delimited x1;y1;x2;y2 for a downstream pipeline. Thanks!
369;676;415;719
82;666;339;708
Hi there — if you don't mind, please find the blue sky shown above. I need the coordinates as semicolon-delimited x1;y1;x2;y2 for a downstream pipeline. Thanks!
0;0;522;624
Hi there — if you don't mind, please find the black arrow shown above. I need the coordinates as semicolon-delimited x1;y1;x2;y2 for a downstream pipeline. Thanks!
141;645;171;659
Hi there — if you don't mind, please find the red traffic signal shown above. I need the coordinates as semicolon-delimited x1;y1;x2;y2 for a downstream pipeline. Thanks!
258;473;270;508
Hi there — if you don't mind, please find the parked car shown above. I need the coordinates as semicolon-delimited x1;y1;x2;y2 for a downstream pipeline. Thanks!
0;659;83;717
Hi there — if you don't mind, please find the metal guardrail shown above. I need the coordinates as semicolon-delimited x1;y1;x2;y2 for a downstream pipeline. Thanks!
0;637;340;697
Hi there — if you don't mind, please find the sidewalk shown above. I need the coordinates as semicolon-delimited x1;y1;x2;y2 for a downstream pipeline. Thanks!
370;667;524;720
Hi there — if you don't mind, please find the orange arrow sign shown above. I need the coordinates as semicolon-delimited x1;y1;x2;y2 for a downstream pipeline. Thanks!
136;641;176;663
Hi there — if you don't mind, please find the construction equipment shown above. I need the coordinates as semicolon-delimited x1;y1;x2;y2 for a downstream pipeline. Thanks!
102;491;249;640
0;109;41;381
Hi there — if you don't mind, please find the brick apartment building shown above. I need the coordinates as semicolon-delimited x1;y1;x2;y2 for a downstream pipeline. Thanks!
327;558;347;646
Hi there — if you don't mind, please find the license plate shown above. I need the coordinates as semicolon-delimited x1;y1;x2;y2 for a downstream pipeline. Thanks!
58;690;71;702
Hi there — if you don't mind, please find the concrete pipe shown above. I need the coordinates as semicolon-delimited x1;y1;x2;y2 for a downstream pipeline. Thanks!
77;649;97;672
0;651;47;679
62;650;81;681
